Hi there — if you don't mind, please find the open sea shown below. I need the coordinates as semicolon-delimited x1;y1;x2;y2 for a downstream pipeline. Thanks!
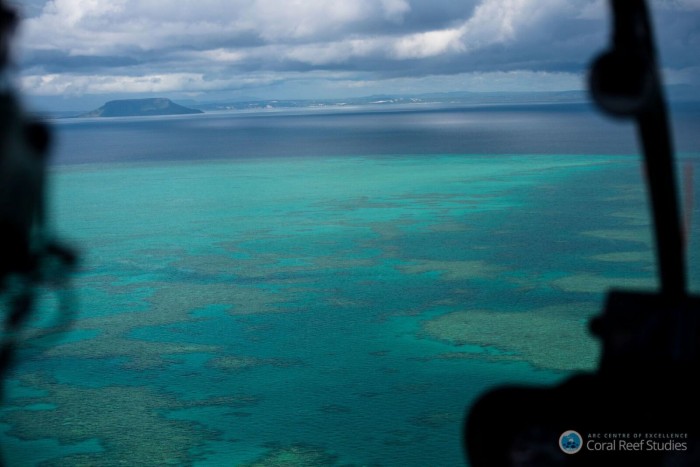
1;103;699;466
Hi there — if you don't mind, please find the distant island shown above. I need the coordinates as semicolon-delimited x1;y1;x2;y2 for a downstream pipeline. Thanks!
80;98;204;118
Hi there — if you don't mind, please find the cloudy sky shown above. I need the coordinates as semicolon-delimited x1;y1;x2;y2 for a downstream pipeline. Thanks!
8;0;700;110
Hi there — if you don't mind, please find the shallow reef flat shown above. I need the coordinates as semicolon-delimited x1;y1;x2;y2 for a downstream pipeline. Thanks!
40;281;303;370
397;259;505;281
240;443;339;466
589;251;654;263
0;374;260;465
582;228;653;246
419;303;600;371
551;273;656;294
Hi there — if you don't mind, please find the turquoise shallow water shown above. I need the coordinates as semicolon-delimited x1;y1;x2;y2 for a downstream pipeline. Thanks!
1;150;699;465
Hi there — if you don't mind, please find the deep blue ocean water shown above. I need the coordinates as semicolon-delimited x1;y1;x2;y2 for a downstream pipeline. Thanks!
1;103;699;466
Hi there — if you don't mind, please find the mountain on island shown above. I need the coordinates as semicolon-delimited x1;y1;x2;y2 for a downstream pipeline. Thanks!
80;98;203;118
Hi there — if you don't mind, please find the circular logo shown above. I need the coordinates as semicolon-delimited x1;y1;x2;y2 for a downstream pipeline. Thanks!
559;430;583;454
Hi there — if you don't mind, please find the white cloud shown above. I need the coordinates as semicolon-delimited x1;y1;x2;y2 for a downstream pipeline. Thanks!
239;1;366;41
392;28;465;59
20;71;276;95
19;0;585;59
20;0;413;54
460;0;575;49
186;48;248;64
390;0;579;60
21;0;242;54
12;0;700;101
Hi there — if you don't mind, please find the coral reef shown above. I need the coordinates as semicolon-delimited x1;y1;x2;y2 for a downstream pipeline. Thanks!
206;355;303;372
241;443;338;466
551;273;655;294
40;281;299;369
1;373;260;465
420;304;600;371
397;260;504;281
408;410;463;428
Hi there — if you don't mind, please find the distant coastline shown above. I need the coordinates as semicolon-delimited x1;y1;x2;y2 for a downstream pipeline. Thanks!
36;86;700;120
78;98;204;118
